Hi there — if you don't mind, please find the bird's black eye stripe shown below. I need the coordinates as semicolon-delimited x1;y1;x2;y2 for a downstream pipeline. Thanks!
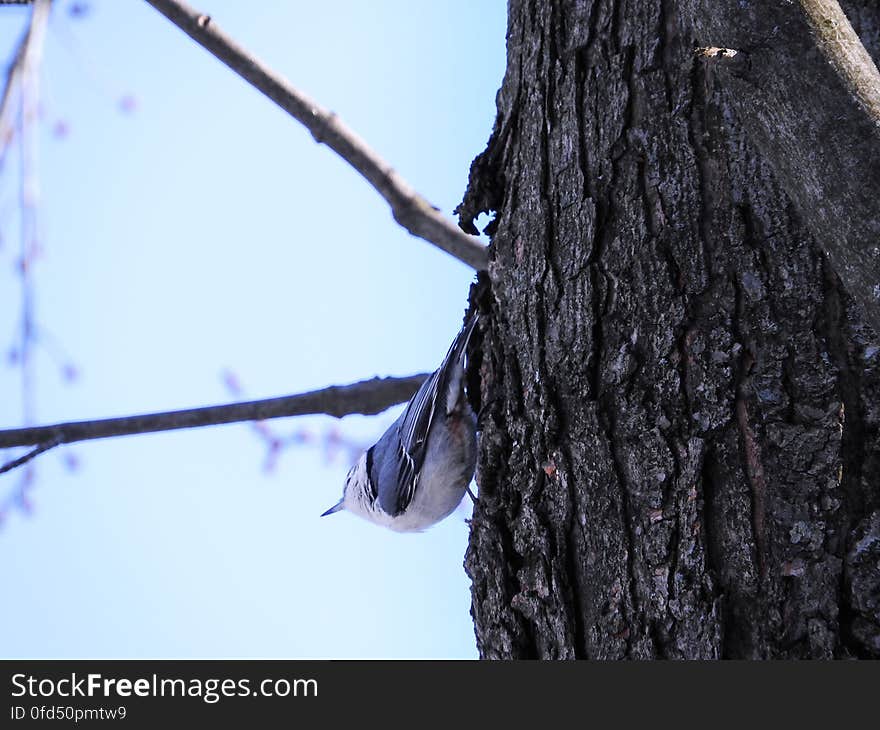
365;446;378;501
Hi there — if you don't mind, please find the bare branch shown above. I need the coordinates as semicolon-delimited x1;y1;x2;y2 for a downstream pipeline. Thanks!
801;0;880;120
143;0;488;271
0;438;58;476
0;374;428;451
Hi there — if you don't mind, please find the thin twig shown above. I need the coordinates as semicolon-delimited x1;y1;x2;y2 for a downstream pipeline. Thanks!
0;373;429;450
18;0;51;428
143;0;488;271
0;0;51;498
0;31;26;164
0;0;46;166
0;437;59;476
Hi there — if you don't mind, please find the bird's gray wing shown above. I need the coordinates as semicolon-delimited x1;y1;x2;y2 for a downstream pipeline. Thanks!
379;312;478;516
377;370;441;516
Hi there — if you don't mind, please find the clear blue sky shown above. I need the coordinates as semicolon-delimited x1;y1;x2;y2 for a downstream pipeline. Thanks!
0;1;505;658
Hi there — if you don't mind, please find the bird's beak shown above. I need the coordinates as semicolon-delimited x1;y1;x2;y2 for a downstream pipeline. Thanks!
321;500;344;517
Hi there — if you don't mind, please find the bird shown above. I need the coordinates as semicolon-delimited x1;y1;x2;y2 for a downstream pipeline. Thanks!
321;311;479;532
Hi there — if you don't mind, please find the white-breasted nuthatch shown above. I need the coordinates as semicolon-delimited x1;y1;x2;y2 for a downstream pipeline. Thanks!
321;311;479;532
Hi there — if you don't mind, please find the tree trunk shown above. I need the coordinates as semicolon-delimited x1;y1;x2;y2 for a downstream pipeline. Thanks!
459;0;880;659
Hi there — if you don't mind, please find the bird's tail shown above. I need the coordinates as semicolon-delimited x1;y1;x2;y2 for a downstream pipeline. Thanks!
450;309;480;365
441;309;479;415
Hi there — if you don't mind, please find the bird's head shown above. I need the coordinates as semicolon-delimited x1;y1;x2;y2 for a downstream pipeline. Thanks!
321;451;370;517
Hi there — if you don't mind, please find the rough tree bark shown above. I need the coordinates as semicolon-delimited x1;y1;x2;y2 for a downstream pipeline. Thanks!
459;0;880;659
